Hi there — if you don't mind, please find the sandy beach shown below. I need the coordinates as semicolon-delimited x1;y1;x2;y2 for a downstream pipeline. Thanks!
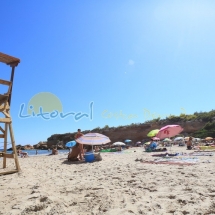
1;146;215;215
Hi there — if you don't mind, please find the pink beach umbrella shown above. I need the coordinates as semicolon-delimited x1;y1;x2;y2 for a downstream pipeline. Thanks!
156;125;183;139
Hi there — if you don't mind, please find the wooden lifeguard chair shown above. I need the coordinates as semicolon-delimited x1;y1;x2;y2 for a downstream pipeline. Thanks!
0;52;21;175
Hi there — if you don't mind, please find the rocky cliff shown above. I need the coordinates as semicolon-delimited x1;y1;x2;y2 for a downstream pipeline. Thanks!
34;118;206;149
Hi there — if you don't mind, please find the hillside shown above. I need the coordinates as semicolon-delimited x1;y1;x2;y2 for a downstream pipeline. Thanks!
32;110;215;149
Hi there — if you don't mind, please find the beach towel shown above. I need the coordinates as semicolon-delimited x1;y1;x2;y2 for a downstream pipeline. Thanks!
199;146;215;150
140;160;197;165
100;149;117;153
145;148;167;153
151;153;180;157
189;152;214;156
141;157;199;165
194;150;215;152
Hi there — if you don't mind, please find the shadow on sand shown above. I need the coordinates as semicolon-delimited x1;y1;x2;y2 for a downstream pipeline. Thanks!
62;159;88;165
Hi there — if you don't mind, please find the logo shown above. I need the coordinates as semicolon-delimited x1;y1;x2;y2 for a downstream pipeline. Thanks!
164;130;170;135
18;92;93;121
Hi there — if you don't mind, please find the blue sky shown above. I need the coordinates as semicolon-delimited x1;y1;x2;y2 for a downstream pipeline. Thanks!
1;1;215;146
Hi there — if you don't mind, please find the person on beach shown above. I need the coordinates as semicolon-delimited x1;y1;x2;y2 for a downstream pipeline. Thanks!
17;149;28;158
75;129;84;160
68;142;81;161
51;147;58;155
144;139;158;151
187;137;193;150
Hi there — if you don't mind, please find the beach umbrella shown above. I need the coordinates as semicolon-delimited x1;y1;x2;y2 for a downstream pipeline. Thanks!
152;137;160;141
193;138;201;142
156;125;183;152
124;139;132;143
147;129;159;137
76;133;111;145
135;141;142;146
184;136;195;141
174;137;183;141
205;137;213;140
65;140;76;148
156;125;183;139
163;138;171;142
112;142;126;146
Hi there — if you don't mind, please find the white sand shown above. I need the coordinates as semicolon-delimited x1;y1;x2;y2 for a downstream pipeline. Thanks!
1;146;215;215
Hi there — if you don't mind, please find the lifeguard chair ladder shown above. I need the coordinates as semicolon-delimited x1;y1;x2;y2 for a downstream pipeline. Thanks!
0;52;21;175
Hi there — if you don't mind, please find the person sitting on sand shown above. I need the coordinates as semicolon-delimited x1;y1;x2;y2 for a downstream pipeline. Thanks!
20;151;29;158
17;149;28;158
68;143;81;161
145;139;157;151
94;146;100;152
117;146;122;151
51;147;58;155
17;149;21;156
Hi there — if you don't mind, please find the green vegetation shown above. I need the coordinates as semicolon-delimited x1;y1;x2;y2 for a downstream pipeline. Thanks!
193;122;215;138
103;125;109;129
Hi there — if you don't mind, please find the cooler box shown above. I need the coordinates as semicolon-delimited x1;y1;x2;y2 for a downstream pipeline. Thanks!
84;152;95;162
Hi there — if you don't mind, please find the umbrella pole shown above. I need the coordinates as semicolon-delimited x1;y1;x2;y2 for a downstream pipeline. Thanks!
170;136;172;153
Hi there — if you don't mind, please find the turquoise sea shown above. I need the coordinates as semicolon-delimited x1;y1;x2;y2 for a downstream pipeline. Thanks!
0;149;70;156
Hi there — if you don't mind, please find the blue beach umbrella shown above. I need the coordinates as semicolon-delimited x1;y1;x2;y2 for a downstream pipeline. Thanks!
124;139;132;143
65;140;76;148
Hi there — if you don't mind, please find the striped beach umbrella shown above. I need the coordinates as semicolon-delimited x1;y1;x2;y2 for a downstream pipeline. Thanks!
76;133;111;145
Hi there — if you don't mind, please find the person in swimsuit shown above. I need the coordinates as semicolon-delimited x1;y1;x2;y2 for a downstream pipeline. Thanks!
68;143;81;161
187;137;193;150
75;129;84;160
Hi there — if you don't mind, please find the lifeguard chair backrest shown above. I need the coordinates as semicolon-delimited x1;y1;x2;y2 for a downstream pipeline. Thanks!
0;79;12;106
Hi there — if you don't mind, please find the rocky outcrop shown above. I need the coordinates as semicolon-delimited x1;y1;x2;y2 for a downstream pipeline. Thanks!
44;119;206;148
8;144;34;151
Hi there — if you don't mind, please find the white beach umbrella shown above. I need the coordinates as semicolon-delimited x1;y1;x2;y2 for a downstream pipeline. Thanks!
174;137;183;141
112;142;126;146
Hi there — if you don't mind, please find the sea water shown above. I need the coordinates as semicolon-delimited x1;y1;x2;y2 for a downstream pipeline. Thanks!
0;149;70;156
